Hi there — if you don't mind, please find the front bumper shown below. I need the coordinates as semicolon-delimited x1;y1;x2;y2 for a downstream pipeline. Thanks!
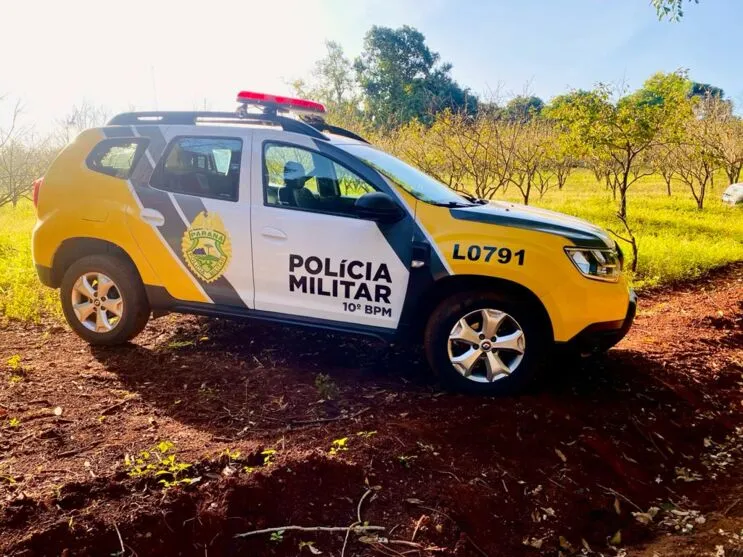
564;288;637;352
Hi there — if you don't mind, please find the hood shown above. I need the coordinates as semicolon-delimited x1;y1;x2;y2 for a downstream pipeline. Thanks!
449;201;614;249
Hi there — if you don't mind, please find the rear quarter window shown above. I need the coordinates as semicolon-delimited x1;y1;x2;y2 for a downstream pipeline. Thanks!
86;138;148;179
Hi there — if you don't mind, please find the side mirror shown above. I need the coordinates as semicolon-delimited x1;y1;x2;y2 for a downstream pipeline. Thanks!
354;192;405;223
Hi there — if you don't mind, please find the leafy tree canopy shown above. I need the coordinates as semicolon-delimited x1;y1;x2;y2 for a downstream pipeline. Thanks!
354;25;476;128
652;0;699;21
545;72;693;160
503;96;544;122
689;81;725;99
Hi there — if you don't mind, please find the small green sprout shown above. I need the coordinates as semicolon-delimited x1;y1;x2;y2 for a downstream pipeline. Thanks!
397;455;417;468
270;530;285;543
299;540;321;553
329;437;349;456
167;339;195;350
223;448;241;461
124;440;198;490
6;355;27;384
261;448;277;465
243;448;277;474
6;355;22;370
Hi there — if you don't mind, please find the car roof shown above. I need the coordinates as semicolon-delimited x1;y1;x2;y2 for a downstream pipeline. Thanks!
106;111;369;145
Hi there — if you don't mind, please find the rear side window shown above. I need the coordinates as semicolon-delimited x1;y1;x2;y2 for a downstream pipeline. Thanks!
151;137;242;201
86;138;148;179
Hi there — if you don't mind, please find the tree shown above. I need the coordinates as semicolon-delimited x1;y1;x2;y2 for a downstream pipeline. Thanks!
292;41;365;131
545;72;692;272
690;82;724;99
674;115;718;210
55;101;110;146
0;97;30;208
394;116;469;192
700;95;743;184
509;119;551;205
0;96;21;151
292;41;357;108
313;41;356;107
650;144;678;196
503;96;544;123
0;135;55;208
355;25;476;128
652;0;699;21
543;128;575;192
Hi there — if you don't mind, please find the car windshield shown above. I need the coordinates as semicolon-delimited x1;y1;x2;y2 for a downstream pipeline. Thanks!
339;143;474;206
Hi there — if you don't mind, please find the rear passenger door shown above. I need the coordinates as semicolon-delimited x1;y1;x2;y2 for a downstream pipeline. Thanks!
125;126;254;308
250;130;414;331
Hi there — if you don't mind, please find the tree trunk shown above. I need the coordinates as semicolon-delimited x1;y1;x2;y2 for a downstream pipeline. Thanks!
606;176;617;200
618;187;628;221
629;236;638;273
697;182;706;210
726;164;742;185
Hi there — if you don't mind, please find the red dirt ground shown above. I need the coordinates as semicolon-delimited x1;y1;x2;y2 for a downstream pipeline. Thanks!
0;264;741;557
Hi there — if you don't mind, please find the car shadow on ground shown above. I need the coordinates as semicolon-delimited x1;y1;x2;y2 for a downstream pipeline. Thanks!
88;314;692;444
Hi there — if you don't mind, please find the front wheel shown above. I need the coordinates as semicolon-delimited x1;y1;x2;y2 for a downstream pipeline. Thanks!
60;254;150;345
424;291;549;395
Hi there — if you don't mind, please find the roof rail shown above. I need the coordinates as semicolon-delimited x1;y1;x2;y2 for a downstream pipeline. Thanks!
307;121;369;144
106;111;370;144
106;111;329;141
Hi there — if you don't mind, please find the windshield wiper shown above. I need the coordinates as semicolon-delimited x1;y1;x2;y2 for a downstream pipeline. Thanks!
457;191;489;205
430;200;473;208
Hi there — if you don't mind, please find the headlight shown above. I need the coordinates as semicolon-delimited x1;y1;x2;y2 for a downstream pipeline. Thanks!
565;247;621;282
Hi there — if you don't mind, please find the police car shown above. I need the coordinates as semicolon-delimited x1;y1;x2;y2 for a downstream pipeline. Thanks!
32;91;636;394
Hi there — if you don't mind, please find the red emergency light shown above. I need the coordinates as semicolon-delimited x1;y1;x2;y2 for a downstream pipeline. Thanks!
236;91;326;115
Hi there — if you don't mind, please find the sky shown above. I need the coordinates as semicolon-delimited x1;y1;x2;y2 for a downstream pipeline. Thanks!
2;0;742;132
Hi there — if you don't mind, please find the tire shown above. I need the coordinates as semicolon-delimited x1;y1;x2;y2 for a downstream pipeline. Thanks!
60;254;150;345
423;290;549;395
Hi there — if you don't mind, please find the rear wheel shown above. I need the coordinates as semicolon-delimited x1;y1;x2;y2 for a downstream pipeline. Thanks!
424;291;549;395
60;255;150;345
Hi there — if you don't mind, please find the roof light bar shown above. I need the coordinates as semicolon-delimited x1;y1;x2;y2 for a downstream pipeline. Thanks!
236;91;326;115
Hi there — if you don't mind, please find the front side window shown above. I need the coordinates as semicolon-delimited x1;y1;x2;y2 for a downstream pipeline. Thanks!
152;137;242;201
86;138;148;179
263;143;376;216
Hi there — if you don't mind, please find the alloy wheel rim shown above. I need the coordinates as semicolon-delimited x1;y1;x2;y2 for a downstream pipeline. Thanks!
71;272;123;333
447;308;526;383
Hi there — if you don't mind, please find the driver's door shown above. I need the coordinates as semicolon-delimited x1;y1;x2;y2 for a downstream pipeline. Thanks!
250;130;413;331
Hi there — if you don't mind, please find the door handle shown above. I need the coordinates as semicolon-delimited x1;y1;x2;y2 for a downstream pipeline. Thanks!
261;227;287;240
140;208;165;227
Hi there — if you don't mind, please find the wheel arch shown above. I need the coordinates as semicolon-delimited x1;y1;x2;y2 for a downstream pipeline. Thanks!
404;274;554;343
50;237;139;288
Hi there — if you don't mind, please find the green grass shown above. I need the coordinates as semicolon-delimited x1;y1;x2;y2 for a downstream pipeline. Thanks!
0;173;741;321
0;202;60;322
497;169;743;288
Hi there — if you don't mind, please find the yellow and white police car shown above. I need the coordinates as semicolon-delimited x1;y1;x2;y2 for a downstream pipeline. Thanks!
32;91;635;394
